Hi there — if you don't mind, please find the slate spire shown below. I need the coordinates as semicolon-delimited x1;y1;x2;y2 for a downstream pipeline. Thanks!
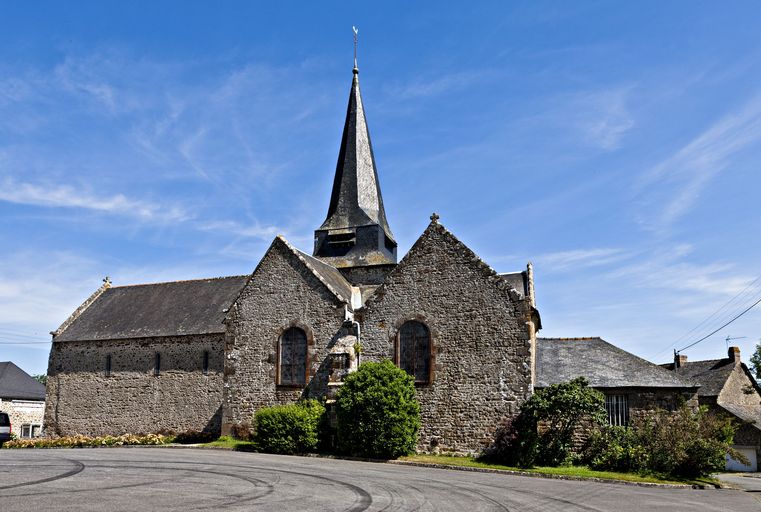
313;60;397;269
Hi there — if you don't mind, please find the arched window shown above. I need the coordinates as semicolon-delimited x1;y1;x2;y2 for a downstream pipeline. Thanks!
397;320;431;384
279;327;308;386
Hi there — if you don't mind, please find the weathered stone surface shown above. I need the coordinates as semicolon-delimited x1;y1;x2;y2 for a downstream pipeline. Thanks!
43;334;224;436
360;222;535;453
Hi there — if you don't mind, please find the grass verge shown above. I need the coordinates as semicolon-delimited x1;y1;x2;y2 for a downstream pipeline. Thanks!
200;435;258;452
399;454;720;487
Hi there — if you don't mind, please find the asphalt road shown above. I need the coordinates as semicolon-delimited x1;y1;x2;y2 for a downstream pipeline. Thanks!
1;447;758;511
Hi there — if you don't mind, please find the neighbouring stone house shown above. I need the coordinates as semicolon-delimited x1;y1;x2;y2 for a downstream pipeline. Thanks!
535;337;699;443
0;361;46;438
664;346;761;471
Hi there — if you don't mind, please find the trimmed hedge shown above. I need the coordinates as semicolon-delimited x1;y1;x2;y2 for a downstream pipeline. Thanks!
254;399;326;454
335;360;420;459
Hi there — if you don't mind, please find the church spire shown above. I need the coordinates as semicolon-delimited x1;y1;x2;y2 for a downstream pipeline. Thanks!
313;32;397;269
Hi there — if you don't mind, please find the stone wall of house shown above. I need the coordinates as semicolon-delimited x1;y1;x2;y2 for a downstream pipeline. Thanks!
44;334;224;437
625;387;699;422
719;364;761;407
0;399;45;438
221;238;348;433
360;222;535;454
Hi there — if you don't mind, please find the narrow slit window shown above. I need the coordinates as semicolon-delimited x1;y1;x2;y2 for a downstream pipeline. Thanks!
605;395;629;426
154;352;161;376
203;351;210;375
105;354;112;377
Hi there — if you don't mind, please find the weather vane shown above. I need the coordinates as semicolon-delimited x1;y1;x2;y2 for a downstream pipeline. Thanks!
353;26;359;69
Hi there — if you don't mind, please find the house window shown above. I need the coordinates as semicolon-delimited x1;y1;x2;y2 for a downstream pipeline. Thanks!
154;353;161;376
203;351;210;375
21;424;41;438
605;394;629;426
279;327;307;386
105;354;112;377
397;320;431;384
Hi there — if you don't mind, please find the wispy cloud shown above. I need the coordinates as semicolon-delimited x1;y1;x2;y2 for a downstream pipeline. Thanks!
573;87;635;150
535;247;629;272
197;220;282;240
383;71;486;100
636;94;761;231
0;178;190;223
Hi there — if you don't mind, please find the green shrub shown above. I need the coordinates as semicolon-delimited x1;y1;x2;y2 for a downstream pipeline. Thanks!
335;360;420;459
483;377;606;467
583;405;743;478
173;430;218;444
583;425;648;472
254;399;326;455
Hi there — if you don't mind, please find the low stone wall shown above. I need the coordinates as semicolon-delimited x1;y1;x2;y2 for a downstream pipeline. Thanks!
44;334;224;437
0;399;45;437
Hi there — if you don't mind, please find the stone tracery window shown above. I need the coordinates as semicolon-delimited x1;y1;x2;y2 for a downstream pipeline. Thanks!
397;320;431;384
279;327;308;386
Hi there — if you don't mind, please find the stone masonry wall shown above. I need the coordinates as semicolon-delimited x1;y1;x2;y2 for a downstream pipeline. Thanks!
221;238;347;432
0;399;45;438
719;364;761;408
360;222;535;454
717;363;761;460
44;334;224;436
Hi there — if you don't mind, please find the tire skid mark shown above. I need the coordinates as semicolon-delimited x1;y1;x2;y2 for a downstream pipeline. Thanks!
0;458;84;490
83;458;373;512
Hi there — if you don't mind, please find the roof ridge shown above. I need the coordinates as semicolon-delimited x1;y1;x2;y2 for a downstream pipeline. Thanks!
109;274;250;289
52;278;112;337
276;236;352;306
365;218;525;307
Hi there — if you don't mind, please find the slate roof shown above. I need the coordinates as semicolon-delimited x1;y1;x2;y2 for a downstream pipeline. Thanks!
720;402;761;431
499;271;528;298
667;359;735;397
295;247;355;305
0;362;46;400
272;236;354;305
536;337;698;389
318;67;394;241
55;276;249;342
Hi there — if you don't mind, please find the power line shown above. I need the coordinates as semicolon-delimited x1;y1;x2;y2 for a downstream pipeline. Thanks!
0;339;51;345
652;274;761;359
678;296;761;353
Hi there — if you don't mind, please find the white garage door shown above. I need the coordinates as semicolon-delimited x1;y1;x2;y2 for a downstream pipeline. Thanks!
726;446;757;472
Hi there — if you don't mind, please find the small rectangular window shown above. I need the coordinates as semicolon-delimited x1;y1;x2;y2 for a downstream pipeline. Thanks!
154;353;161;376
203;351;209;375
105;354;112;377
21;424;31;438
31;425;41;438
605;395;629;426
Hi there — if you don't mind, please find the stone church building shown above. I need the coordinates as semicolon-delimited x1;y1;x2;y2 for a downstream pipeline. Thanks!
44;63;541;453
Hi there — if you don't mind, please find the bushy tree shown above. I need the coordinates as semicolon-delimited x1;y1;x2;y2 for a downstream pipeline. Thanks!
254;399;326;455
584;404;742;477
750;341;761;380
484;377;606;467
335;360;421;459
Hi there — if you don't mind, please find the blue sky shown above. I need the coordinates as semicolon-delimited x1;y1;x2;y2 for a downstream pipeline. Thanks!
2;2;761;375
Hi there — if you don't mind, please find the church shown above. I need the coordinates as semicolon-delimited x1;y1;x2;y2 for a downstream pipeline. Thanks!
43;59;541;453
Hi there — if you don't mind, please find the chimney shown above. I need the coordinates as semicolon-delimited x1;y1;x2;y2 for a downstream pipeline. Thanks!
674;350;687;369
728;346;741;363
